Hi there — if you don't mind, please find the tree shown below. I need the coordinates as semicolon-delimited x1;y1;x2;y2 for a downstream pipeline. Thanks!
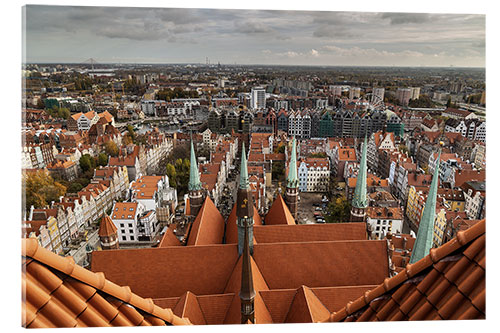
104;141;119;157
166;163;177;188
272;161;285;183
97;153;108;167
79;154;94;173
324;194;351;223
24;170;67;210
309;152;327;158
127;125;136;143
67;182;83;193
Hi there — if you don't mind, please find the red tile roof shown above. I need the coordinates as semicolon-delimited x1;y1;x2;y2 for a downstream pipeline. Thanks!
91;245;240;298
158;224;182;247
252;240;389;290
98;214;117;237
187;197;225;246
325;219;485;322
264;195;296;225
253;223;367;243
22;238;191;328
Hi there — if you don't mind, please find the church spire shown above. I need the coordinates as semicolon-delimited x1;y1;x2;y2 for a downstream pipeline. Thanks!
410;150;441;264
285;137;299;220
352;135;368;209
188;139;204;218
236;143;254;255
286;137;298;188
240;220;255;324
188;139;202;191
239;143;249;190
350;136;368;223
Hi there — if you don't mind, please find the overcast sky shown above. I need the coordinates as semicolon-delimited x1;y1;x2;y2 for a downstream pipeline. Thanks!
23;5;485;67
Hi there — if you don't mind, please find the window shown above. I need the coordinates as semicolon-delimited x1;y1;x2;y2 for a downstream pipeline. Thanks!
122;236;126;241
120;223;124;228
121;229;125;234
130;236;134;241
128;223;133;228
129;229;134;233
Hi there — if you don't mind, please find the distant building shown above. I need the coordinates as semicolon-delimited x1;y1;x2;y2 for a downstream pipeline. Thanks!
349;87;361;100
250;87;266;110
396;88;412;106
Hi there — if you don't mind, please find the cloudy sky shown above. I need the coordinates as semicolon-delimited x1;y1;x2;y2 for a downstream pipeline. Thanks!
23;5;485;67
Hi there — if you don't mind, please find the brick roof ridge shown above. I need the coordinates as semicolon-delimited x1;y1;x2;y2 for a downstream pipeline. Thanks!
285;285;330;323
158;224;182;247
22;238;191;327
173;291;207;325
322;219;485;322
187;196;225;246
265;194;296;225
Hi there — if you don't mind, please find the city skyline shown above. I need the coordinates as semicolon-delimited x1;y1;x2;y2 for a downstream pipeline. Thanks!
24;5;485;67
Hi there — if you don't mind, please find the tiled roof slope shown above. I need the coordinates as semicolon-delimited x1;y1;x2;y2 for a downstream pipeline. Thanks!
285;285;330;323
253;223;367;243
91;245;240;298
158;224;182;247
324;219;485;322
22;238;191;328
264;194;296;225
252;240;389;290
187;197;225;246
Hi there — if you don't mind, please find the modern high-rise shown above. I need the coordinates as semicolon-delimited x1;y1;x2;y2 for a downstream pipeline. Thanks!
372;87;385;103
250;87;266;110
396;88;412;106
349;87;361;99
410;87;421;100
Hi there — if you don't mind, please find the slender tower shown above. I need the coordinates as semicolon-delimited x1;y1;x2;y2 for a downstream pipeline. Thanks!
98;214;119;250
240;221;255;324
188;139;204;218
236;143;254;255
410;150;441;264
285;137;299;220
351;136;368;222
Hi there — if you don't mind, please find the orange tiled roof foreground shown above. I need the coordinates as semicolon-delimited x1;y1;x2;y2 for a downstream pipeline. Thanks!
323;219;485;322
22;238;191;328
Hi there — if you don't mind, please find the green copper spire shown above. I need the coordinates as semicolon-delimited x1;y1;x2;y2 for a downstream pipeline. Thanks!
410;150;441;264
286;137;298;188
352;136;368;209
188;140;202;191
239;143;249;190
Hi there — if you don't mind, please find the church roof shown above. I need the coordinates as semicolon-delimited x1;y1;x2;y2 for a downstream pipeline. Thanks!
158;224;182;247
264;194;295;225
187;196;225;246
253;223;367;244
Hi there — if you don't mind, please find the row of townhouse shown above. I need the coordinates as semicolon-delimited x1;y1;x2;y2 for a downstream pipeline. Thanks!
22;142;58;169
444;118;486;142
140;100;189;117
367;131;397;174
24;166;131;260
297;157;330;192
108;137;173;181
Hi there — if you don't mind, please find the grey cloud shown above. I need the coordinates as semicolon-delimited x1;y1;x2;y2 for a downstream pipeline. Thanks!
234;20;273;34
313;25;355;38
380;13;431;25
